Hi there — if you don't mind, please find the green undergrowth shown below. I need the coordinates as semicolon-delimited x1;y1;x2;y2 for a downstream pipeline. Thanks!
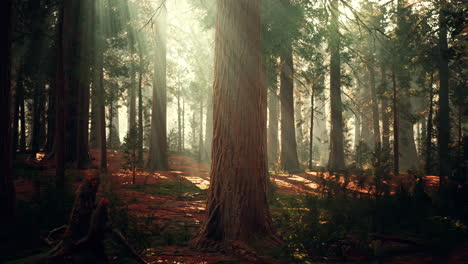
124;179;207;201
267;190;468;263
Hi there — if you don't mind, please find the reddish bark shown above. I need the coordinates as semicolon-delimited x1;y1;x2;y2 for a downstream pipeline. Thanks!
280;45;300;172
328;0;345;170
148;5;168;170
194;0;277;247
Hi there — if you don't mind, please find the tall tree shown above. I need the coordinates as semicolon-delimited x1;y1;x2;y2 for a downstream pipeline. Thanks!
76;0;92;168
0;0;15;227
148;3;168;170
438;0;450;186
194;0;277;247
267;59;279;168
55;1;66;188
280;44;300;172
327;0;345;170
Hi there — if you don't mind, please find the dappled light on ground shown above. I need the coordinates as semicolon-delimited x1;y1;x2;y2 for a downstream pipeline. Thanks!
11;150;468;264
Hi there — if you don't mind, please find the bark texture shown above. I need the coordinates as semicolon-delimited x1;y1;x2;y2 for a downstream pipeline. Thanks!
438;0;450;184
328;0;345;170
148;4;168;170
194;0;276;247
280;45;300;172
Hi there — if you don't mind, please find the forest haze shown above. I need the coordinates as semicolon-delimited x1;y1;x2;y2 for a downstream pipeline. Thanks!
1;0;467;263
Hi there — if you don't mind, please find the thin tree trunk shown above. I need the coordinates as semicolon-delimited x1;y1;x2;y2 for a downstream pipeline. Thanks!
280;44;300;172
148;4;168;170
328;0;345;170
177;87;181;152
194;0;276;247
182;97;185;151
98;66;107;172
381;65;390;151
19;77;26;152
368;64;381;149
13;69;21;156
267;86;279;168
309;87;315;170
426;70;434;175
204;93;213;161
90;79;99;149
392;67;399;176
45;77;56;154
30;81;44;158
138;57;144;163
198;98;203;162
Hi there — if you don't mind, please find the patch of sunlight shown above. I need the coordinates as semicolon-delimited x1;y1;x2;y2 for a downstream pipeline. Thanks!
287;175;312;183
182;176;210;190
304;182;319;189
170;170;184;174
273;178;295;188
276;173;291;177
305;171;317;176
36;152;45;161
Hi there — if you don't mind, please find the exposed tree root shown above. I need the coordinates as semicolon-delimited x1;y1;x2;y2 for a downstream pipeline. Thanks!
25;176;147;264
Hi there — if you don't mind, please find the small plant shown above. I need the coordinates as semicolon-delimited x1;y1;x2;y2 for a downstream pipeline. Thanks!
122;127;141;184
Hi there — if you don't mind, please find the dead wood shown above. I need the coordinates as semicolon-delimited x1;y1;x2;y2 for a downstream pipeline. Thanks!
26;176;148;264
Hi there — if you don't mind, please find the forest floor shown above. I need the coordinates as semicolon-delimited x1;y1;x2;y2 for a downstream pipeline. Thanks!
9;150;468;264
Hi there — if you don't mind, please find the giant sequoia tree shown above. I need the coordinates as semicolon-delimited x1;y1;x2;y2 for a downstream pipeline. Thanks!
194;0;277;247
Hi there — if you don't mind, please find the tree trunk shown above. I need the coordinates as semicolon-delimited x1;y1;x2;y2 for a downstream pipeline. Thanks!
204;92;213;161
148;3;168;170
63;0;81;164
328;0;345;170
279;44;300;172
426;70;434;175
438;0;450;186
13;68;22;156
368;64;381;150
128;31;137;138
194;0;277;247
198;98;203;162
45;77;56;154
30;81;45;158
295;90;304;163
267;85;279;168
56;1;66;189
392;67;399;175
76;1;92;168
381;64;390;151
309;87;315;170
19;75;26;152
0;0;15;229
98;63;107;172
177;87;181;152
182;97;185;150
138;56;144;163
